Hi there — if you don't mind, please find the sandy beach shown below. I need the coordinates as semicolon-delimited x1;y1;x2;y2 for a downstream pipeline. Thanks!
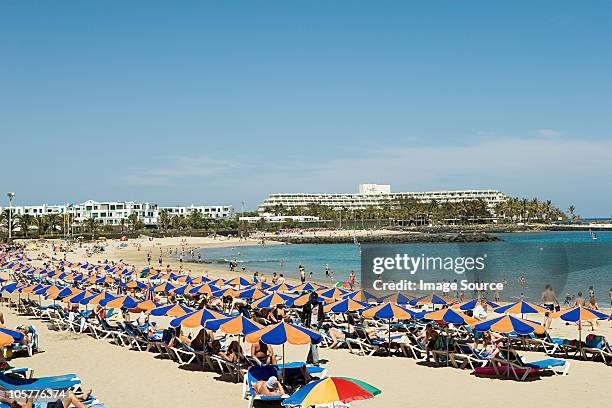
2;237;611;408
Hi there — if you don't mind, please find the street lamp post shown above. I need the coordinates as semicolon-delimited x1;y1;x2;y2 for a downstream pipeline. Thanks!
7;192;15;240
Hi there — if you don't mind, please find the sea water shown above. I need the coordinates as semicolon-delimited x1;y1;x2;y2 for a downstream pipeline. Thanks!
196;231;612;303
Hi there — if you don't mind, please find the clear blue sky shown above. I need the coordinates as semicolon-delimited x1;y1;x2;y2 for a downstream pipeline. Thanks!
1;1;611;215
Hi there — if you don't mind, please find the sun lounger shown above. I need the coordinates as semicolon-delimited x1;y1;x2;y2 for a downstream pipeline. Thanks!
8;325;38;357
581;334;612;364
243;365;289;408
484;355;570;380
450;343;490;369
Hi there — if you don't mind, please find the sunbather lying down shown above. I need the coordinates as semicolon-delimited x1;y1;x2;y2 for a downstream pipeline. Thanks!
252;376;286;397
1;389;92;408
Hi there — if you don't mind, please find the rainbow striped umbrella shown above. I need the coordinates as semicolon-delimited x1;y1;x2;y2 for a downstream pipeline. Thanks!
245;322;322;345
323;298;369;313
204;315;263;335
251;292;295;309
494;301;547;315
169;308;226;328
282;377;381;407
150;303;193;317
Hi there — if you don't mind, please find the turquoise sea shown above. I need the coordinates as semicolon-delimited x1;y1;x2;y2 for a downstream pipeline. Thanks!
196;231;612;303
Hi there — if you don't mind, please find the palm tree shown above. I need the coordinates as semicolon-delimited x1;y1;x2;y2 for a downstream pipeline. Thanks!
158;209;171;232
187;210;204;230
17;214;34;237
127;213;139;231
45;213;60;234
84;217;99;238
567;205;576;223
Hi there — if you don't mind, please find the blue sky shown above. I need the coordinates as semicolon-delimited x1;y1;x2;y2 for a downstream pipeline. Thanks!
1;1;611;215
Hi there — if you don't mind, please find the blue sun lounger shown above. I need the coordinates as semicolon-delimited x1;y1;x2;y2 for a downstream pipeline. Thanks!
243;365;289;408
0;373;80;391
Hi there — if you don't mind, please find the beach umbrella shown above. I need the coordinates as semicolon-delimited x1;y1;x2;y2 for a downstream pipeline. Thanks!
317;287;348;301
237;287;268;300
1;282;21;294
204;315;263;335
474;315;545;377
187;276;209;285
150;303;193;317
246;321;322;379
363;302;415;355
379;292;413;305
246;321;323;345
170;308;226;328
494;301;547;315
252;292;295;309
122;280;147;290
152;282;176;293
189;283;221;296
208;278;225;287
268;283;294;293
47;287;78;300
422;308;478;366
135;300;160;312
0;327;24;344
409;294;452;307
343;289;378;303
551;306;609;354
451;299;499;311
323;298;369;313
290;293;317;307
282;377;381;407
63;290;92;304
254;281;272;290
0;331;15;347
474;314;545;335
95;276;117;285
225;277;252;288
362;303;415;320
80;292;114;306
100;295;139;309
211;288;240;299
293;282;323;292
169;284;195;295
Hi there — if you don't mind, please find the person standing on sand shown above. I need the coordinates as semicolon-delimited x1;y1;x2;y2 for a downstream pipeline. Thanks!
541;284;559;329
349;271;356;290
573;292;585;307
299;266;305;283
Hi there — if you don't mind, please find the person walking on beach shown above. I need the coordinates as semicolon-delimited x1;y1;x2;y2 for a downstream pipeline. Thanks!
573;291;585;307
299;265;306;283
301;292;324;365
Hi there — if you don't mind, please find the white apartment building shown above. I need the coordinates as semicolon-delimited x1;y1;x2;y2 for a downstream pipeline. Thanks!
160;205;234;219
258;184;508;213
1;200;234;227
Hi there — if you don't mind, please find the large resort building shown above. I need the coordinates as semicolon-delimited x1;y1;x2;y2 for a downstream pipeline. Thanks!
0;200;234;227
257;184;508;213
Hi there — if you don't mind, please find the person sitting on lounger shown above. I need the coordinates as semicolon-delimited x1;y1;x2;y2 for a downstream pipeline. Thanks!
190;327;214;351
14;326;32;346
474;332;503;358
252;375;286;397
2;389;92;408
251;339;277;365
270;305;289;323
214;340;245;364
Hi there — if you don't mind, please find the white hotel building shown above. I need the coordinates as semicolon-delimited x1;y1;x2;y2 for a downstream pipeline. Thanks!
257;184;508;213
1;200;234;227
